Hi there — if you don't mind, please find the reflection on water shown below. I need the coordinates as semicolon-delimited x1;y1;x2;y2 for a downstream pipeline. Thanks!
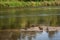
0;31;20;40
19;31;60;40
0;9;60;29
0;31;60;40
0;8;60;40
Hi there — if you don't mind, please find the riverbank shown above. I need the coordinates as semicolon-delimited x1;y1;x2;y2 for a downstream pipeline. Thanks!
20;26;60;31
0;26;60;32
0;1;60;8
1;6;60;12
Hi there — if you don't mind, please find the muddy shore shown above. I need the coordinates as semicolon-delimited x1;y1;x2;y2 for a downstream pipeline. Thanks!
20;26;60;31
0;26;60;32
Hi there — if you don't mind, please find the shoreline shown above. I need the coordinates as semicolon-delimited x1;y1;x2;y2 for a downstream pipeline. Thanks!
1;6;60;11
0;26;60;32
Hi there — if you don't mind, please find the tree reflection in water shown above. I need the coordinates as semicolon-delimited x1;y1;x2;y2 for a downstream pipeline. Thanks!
48;31;57;38
0;31;20;40
47;31;58;40
19;31;37;40
0;31;60;40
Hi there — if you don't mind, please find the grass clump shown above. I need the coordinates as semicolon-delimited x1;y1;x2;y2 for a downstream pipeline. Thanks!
0;1;60;8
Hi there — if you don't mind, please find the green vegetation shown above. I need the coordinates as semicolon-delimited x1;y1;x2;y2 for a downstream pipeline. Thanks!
0;0;60;29
0;9;60;29
0;0;60;8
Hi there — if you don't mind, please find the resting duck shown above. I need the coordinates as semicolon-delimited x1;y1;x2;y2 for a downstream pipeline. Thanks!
39;27;43;30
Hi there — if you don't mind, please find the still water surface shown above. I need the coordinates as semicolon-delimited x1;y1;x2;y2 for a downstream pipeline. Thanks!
18;31;60;40
0;8;60;40
0;31;60;40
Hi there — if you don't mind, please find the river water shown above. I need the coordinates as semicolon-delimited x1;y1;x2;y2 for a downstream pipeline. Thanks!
19;31;60;40
0;8;60;40
0;31;60;40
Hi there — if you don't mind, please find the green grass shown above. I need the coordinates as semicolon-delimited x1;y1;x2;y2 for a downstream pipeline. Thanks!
0;1;60;8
